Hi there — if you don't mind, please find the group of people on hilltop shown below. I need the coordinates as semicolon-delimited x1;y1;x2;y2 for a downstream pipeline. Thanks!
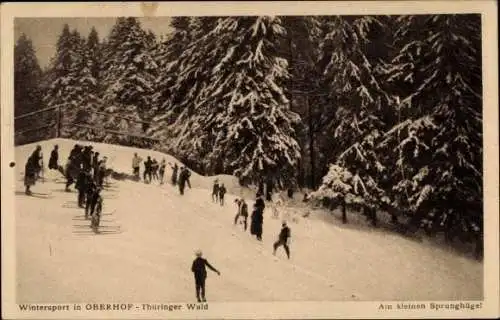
131;154;191;195
23;143;109;221
132;153;168;184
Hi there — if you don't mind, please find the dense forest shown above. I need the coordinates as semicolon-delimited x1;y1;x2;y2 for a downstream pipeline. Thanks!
15;15;483;255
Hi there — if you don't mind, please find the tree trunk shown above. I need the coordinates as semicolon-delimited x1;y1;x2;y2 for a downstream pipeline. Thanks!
56;105;61;138
306;96;316;189
371;208;378;227
391;213;398;224
342;199;347;224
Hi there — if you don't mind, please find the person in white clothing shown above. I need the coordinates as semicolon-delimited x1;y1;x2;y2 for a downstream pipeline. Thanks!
132;153;142;178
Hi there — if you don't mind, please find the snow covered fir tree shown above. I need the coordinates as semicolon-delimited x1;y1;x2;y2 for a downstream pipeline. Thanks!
13;15;484;259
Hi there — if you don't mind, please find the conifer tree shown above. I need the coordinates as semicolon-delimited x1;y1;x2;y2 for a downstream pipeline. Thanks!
14;33;44;143
312;16;392;218
14;33;43;117
100;17;158;145
380;15;482;244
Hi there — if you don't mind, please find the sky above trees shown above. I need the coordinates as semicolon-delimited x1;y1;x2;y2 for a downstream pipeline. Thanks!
14;17;173;69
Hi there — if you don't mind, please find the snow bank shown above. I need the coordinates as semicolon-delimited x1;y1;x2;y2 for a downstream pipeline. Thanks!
15;138;243;195
13;139;483;303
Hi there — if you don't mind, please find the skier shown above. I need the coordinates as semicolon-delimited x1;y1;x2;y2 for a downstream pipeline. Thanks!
92;152;100;180
171;163;179;185
30;145;43;180
48;145;59;171
132;153;142;179
24;154;37;195
85;177;98;219
86;183;103;224
75;169;91;208
178;166;187;195
159;158;166;184
183;167;192;189
191;250;220;302
143;156;153;183
69;144;81;161
151;159;159;181
82;146;93;172
273;222;291;259
212;179;220;202
234;198;248;231
218;183;226;206
96;156;107;187
65;156;81;192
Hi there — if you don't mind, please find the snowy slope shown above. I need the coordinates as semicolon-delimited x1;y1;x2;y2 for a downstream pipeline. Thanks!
14;139;483;303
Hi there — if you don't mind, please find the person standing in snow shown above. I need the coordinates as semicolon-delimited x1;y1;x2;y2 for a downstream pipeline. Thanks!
92;152;100;181
171;163;179;185
159;158;166;184
212;179;220;203
234;198;249;231
24;154;37;195
191;250;220;302
96;156;107;187
48;145;59;171
178;167;188;195
254;193;266;212
251;194;265;240
29;145;43;180
273;222;291;259
132;153;142;179
143;156;153;183
218;183;226;206
85;177;99;219
82;146;93;172
183;167;192;189
151;159;159;182
75;169;91;208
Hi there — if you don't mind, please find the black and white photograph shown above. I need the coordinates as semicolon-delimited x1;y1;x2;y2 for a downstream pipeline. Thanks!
1;1;498;319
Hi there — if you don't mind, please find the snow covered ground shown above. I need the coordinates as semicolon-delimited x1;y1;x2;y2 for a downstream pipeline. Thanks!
13;139;483;303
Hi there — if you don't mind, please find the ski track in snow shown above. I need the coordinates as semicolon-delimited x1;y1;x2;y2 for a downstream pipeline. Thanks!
13;139;483;303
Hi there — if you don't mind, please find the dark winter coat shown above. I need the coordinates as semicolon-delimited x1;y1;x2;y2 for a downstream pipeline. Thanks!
179;169;191;188
255;198;266;212
49;149;59;169
212;183;219;196
191;257;219;280
278;226;291;241
144;159;153;172
171;166;178;185
30;149;42;172
82;148;92;172
65;158;80;180
75;170;90;191
219;186;226;198
69;146;82;161
250;209;263;236
24;156;37;187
